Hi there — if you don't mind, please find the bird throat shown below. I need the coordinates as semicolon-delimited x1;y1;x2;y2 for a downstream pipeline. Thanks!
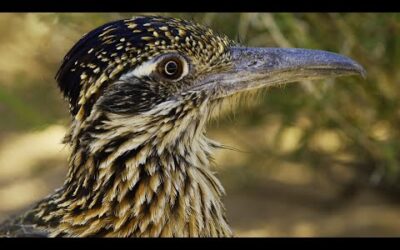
28;102;233;237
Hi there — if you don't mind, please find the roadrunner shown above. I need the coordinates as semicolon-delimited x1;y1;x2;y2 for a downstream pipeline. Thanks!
0;16;365;237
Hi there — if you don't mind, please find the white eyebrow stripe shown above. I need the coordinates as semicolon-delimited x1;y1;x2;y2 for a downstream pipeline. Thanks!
119;53;190;82
120;59;157;81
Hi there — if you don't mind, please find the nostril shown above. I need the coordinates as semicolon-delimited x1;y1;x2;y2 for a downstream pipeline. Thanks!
248;61;257;67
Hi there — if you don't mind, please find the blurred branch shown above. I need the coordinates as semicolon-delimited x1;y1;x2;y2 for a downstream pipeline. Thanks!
259;14;293;48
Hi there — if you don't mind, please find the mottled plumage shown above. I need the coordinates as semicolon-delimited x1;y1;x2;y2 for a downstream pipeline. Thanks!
0;16;365;237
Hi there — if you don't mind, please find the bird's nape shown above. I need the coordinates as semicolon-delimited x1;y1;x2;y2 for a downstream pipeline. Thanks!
0;15;366;238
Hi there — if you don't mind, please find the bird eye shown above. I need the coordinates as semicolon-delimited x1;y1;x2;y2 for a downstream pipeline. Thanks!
164;61;178;76
158;56;186;81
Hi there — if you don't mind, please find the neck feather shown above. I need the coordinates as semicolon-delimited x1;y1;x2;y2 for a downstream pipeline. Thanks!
31;100;232;237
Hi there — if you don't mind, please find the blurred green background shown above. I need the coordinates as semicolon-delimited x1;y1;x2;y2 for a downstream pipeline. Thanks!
0;13;400;236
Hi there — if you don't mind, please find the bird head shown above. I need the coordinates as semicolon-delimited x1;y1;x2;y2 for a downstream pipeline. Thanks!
46;15;366;237
56;15;365;160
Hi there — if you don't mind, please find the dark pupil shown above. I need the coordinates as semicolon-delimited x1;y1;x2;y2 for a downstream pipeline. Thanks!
164;61;178;76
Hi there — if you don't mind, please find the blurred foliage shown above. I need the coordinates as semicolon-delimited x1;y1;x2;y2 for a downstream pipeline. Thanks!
0;13;400;198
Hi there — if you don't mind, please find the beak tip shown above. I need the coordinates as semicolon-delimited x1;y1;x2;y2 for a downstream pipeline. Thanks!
359;66;367;79
327;51;367;80
352;62;367;79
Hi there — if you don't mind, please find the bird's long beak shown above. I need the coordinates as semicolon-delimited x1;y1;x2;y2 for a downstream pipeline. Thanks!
196;47;366;100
